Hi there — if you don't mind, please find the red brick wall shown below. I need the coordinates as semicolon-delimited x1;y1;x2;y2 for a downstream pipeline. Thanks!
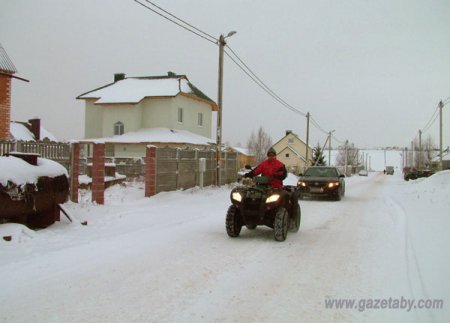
70;143;80;203
92;143;105;204
0;74;12;140
145;146;156;197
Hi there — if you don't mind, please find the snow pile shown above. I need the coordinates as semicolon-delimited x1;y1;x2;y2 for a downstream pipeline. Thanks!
0;223;36;242
0;156;68;186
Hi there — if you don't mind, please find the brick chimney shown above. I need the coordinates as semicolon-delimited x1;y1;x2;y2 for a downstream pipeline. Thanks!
29;118;41;141
0;74;12;140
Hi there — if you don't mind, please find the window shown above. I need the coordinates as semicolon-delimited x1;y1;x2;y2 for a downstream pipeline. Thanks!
114;121;124;135
285;153;290;158
288;138;294;144
198;112;203;126
178;108;183;123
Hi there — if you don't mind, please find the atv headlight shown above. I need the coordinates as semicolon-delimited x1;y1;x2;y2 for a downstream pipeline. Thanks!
298;181;306;187
231;192;243;202
328;181;340;188
266;194;280;204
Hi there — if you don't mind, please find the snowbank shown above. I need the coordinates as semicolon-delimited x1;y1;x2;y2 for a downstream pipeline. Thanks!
0;156;68;186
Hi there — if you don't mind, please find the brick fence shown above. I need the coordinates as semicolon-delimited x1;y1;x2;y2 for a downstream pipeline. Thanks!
70;145;238;202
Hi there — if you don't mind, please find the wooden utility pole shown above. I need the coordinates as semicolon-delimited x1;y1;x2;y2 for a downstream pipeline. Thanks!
305;112;310;166
439;100;444;170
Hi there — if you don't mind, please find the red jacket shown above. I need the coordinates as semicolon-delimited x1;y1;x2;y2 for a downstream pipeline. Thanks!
252;158;286;188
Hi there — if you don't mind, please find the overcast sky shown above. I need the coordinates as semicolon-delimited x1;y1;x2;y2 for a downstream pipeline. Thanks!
1;0;449;149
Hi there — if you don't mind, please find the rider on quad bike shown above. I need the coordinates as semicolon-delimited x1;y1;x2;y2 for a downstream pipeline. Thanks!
226;148;301;241
244;147;286;189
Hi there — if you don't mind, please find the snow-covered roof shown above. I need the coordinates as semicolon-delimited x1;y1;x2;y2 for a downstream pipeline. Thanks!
230;146;253;156
77;75;217;110
81;127;214;146
10;122;57;141
0;156;68;186
0;43;17;74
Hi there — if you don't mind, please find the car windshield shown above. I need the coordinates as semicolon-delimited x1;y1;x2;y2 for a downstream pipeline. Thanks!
304;167;338;177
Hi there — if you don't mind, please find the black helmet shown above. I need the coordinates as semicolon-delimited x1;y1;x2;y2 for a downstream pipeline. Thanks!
267;147;276;156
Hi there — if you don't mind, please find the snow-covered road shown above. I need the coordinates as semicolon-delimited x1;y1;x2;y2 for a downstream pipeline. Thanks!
1;172;449;322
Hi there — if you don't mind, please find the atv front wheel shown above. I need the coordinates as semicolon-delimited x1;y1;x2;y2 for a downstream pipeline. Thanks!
226;205;242;237
273;207;289;241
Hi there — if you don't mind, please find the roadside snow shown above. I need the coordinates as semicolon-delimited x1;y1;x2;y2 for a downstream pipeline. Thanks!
0;156;68;186
0;171;448;322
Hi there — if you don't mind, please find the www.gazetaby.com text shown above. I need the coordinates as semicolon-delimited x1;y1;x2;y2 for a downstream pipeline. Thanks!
325;297;444;312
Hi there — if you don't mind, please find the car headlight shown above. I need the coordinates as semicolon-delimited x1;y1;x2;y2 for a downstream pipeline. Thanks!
266;194;280;203
297;181;306;187
328;182;340;188
231;192;242;202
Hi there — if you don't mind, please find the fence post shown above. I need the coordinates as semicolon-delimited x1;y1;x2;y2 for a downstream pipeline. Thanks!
92;143;105;204
70;142;80;203
145;146;157;197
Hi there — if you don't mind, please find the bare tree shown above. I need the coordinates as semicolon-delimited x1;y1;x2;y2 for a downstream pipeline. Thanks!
413;135;436;168
247;126;272;164
335;142;359;169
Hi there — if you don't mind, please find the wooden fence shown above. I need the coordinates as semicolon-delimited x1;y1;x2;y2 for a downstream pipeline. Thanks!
155;148;237;193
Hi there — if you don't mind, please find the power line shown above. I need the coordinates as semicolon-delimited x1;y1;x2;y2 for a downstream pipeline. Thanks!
421;107;439;134
223;50;305;116
141;0;217;42
226;46;307;117
133;0;217;44
132;0;351;146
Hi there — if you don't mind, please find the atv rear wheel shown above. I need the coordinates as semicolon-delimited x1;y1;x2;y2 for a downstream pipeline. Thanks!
273;207;289;241
289;203;301;233
226;205;242;237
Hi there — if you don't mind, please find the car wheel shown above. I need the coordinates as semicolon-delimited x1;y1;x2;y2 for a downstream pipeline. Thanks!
335;189;342;201
274;207;289;241
226;205;242;237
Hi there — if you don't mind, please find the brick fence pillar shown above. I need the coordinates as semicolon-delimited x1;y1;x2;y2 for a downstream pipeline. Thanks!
70;142;80;202
145;146;157;197
92;143;105;204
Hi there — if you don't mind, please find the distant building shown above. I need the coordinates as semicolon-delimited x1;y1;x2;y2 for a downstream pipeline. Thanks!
431;148;450;170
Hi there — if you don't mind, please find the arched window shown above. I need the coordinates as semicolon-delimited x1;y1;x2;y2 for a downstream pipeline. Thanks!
114;121;124;135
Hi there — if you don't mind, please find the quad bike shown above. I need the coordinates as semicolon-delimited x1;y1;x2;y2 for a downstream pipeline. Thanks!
226;176;301;241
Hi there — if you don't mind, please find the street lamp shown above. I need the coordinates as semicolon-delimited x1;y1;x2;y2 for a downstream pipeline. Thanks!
216;30;236;186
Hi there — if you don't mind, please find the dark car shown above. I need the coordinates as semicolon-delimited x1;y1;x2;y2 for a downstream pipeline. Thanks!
297;166;345;201
404;169;434;181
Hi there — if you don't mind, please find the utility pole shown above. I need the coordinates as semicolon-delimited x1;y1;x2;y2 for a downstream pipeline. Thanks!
344;140;348;175
305;112;310;167
418;129;422;169
216;31;236;186
328;130;334;166
439;100;444;170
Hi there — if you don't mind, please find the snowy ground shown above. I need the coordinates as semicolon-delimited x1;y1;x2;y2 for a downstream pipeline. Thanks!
1;171;449;323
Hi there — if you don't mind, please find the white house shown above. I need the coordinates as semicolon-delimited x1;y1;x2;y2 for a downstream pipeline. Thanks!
77;73;218;156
